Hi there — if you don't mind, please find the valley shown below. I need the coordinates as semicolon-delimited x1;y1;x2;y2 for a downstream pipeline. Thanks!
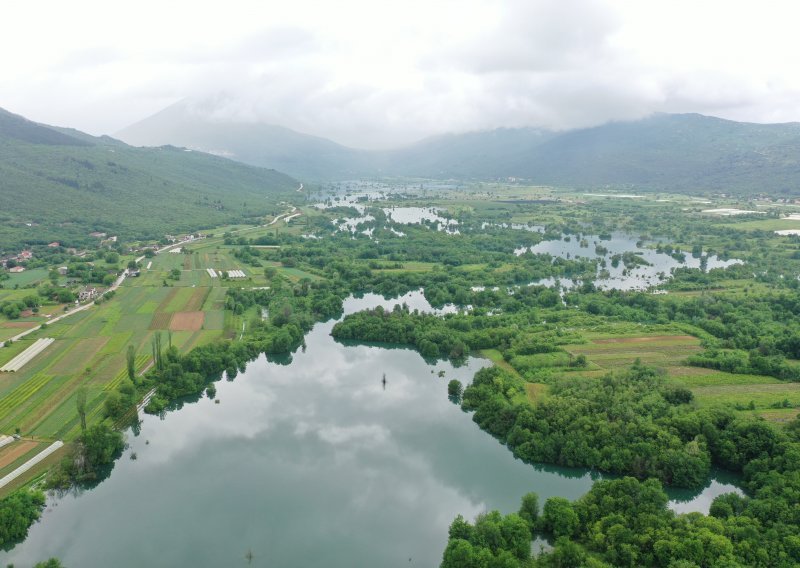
1;174;800;566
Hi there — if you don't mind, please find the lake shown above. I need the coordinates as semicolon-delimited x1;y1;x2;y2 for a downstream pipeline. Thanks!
1;293;741;567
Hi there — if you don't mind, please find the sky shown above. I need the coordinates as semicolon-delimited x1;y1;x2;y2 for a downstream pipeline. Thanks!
2;0;800;148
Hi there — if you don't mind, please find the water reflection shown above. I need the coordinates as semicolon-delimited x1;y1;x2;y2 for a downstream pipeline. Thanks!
517;232;743;291
1;293;743;568
384;207;459;234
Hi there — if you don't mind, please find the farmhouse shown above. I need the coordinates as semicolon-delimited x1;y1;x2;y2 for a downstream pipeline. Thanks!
78;287;99;302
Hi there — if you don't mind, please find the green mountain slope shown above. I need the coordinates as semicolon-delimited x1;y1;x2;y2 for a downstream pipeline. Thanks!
381;114;800;195
117;99;371;180
119;103;800;195
0;108;298;251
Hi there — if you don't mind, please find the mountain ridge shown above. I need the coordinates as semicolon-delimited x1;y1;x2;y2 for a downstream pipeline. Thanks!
0;107;298;251
116;103;800;195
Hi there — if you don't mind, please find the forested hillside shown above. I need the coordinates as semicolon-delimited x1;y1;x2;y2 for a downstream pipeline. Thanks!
117;99;372;180
119;103;800;196
0;108;297;251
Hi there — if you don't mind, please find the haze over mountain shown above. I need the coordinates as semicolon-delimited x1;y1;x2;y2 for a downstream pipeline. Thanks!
0;107;297;250
119;101;800;196
118;99;372;180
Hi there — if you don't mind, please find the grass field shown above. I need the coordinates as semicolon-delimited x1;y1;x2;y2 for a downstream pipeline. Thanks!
558;332;796;422
480;348;549;406
2;268;48;288
564;334;703;373
692;383;800;412
0;234;238;465
721;218;800;232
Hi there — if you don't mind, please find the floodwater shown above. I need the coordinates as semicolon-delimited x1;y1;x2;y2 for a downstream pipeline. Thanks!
517;232;742;291
2;292;741;567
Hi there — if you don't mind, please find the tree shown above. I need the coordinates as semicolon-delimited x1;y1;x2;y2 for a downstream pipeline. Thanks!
126;345;136;382
548;537;586;568
79;423;124;472
518;492;539;532
152;332;163;371
0;489;46;546
34;559;65;568
542;497;578;538
76;386;87;431
499;513;532;560
448;379;463;399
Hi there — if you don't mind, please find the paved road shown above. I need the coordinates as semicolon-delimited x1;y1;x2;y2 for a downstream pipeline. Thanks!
267;205;299;226
0;240;187;348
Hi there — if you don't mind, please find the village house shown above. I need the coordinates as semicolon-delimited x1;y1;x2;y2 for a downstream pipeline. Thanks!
78;287;99;302
17;250;32;261
9;266;25;273
57;266;68;276
47;242;60;248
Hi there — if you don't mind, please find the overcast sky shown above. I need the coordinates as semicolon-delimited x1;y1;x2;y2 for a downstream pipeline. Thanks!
2;0;800;148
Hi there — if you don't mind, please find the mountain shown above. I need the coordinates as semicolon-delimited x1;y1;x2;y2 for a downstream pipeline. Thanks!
117;99;370;180
0;108;298;251
379;114;800;195
372;128;556;179
500;113;800;194
119;103;800;195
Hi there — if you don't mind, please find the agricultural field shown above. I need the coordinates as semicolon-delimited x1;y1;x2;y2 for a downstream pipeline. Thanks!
564;333;703;372
1;268;48;288
0;234;243;472
2;186;800;505
561;332;797;422
720;217;800;232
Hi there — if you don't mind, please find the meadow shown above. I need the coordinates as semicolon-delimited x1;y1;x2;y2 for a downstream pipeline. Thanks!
0;237;255;495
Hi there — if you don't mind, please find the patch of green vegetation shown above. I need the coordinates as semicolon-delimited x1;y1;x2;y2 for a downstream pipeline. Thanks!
0;108;298;251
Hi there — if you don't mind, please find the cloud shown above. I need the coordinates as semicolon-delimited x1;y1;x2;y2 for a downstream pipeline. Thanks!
2;0;800;147
430;0;622;74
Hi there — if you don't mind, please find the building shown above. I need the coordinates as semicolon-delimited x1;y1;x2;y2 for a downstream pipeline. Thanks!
9;266;25;273
78;287;99;302
57;266;68;276
47;242;60;248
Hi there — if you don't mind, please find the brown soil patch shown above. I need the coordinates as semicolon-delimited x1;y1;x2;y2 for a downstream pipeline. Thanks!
170;312;205;331
1;322;37;329
592;335;696;344
0;440;39;469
